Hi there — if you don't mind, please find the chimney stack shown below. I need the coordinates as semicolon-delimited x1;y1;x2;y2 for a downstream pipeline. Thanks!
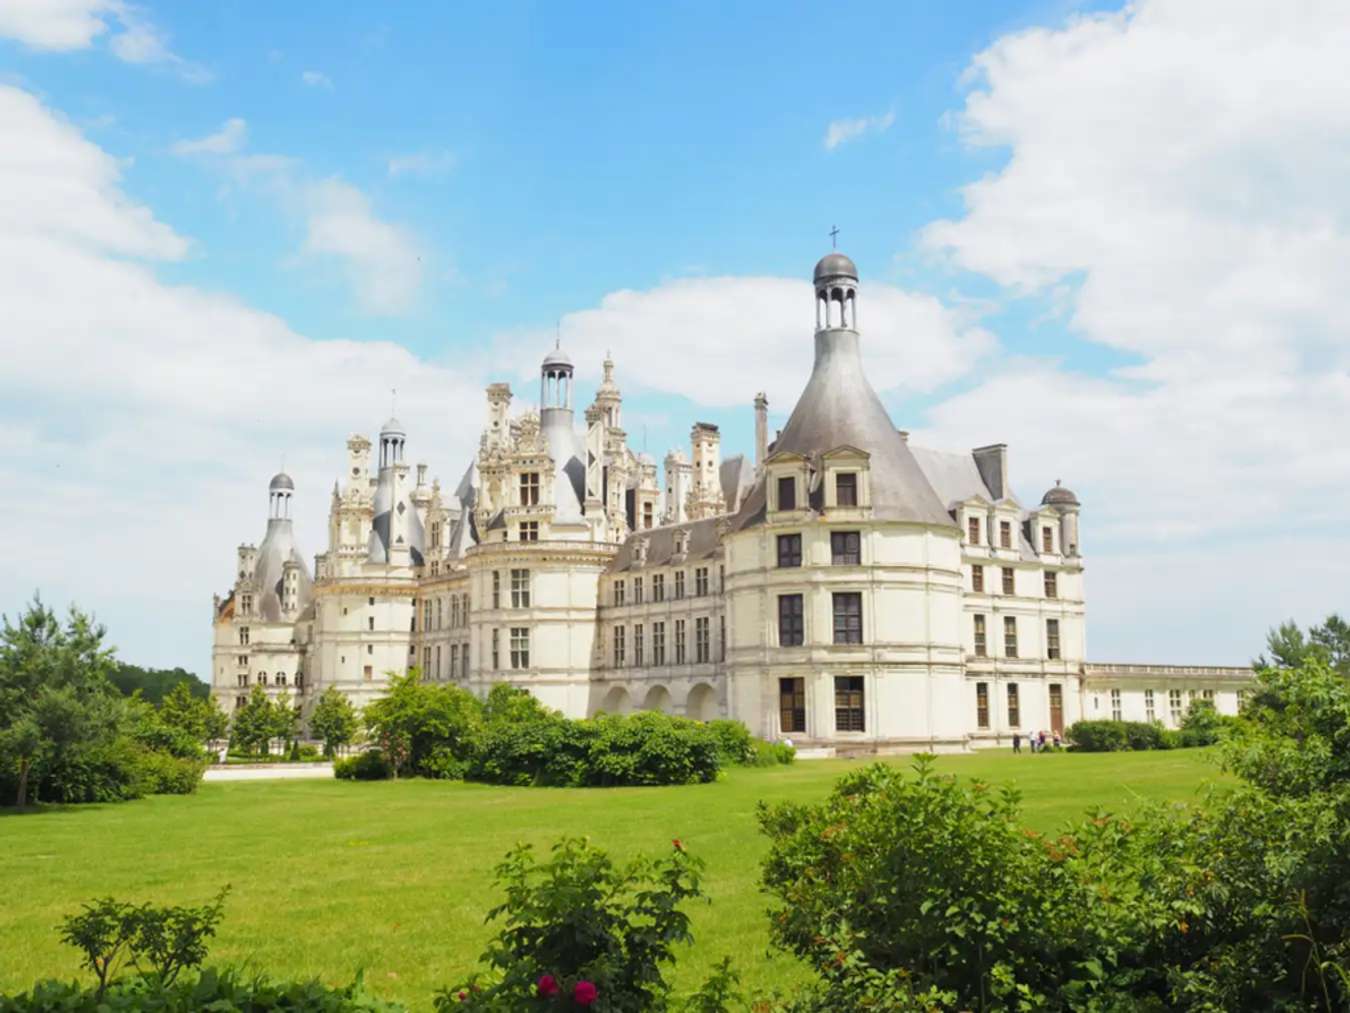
754;392;769;477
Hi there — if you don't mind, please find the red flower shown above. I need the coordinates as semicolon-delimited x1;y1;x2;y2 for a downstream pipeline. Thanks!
573;980;598;1005
536;974;559;998
672;838;684;852
457;991;467;1002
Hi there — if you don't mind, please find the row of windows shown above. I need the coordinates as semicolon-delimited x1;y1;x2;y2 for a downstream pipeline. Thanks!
778;676;865;734
233;671;301;689
1109;687;1216;722
971;565;1059;599
967;516;1058;554
612;566;717;606
773;592;866;646
419;592;473;631
973;681;1062;729
483;628;532;670
612;616;722;667
972;616;1062;660
421;641;472;680
775;531;860;568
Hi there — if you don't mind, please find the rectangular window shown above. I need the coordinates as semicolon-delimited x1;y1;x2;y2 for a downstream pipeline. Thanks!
974;614;987;657
652;622;666;665
719;614;726;661
1169;688;1183;724
1111;688;1122;721
832;592;863;644
510;627;530;670
1044;571;1058;599
1042;526;1054;553
1002;567;1015;596
1000;520;1012;549
972;564;985;593
423;600;433;629
461;643;469;675
436;598;443;630
777;533;802;568
1203;688;1215;702
614;579;625;606
613;625;626;667
1007;683;1021;727
675;619;686;664
674;570;685;599
780;677;806;734
519;521;539;542
492;571;501;609
633;577;644;604
1046;618;1061;660
643;503;654;529
835;472;858;507
520;472;540;506
695;617;710;663
423;646;431;673
1004;616;1018;658
435;645;441;678
491;629;500;671
431;522;441;548
511;568;531;608
239;627;250;646
976;682;990;729
634;623;644;666
834;676;865;732
364;665;373;680
830;531;860;565
240;593;252;614
695;567;708;596
1145;688;1155;722
777;475;796;511
968;516;981;545
778;594;804;647
369;615;376;632
451;644;460;678
653;573;665;602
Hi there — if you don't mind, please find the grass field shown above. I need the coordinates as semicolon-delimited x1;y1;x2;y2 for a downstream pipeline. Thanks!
0;750;1226;1008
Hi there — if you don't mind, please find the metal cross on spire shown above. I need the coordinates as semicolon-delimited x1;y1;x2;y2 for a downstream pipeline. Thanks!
829;225;840;249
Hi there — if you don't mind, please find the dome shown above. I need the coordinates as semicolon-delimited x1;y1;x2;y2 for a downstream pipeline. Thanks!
542;346;573;371
1041;482;1080;507
814;252;858;283
380;417;406;437
268;472;294;492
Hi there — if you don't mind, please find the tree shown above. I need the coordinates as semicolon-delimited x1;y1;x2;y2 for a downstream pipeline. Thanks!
107;663;208;705
309;688;358;757
229;686;273;756
1259;614;1350;677
269;691;299;753
0;595;122;806
363;670;482;779
159;682;227;746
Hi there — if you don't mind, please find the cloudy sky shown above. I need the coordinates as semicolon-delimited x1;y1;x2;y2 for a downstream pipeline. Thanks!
1;0;1346;675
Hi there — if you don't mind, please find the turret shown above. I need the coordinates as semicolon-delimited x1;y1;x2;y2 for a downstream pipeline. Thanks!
663;449;691;525
686;422;725;520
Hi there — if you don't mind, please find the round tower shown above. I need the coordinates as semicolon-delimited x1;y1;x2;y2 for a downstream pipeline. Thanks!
540;344;574;428
378;418;406;469
268;472;294;520
814;252;859;332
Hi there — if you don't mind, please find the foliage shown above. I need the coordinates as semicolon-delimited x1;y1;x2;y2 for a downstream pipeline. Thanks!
158;681;228;747
0;968;405;1012
1067;719;1181;752
107;663;208;706
439;836;725;1012
334;750;392;781
229;685;276;756
59;889;228;998
747;739;795;767
1177;699;1236;748
310;687;360;757
706;720;754;766
362;670;482;779
1258;613;1350;678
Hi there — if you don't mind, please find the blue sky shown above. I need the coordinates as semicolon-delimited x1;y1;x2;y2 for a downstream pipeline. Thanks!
1;0;1347;674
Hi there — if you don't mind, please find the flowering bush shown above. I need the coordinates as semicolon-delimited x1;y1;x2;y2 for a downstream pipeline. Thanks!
438;836;736;1012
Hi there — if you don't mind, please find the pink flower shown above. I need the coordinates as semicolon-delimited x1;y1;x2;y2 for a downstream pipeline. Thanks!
573;980;598;1005
536;974;559;998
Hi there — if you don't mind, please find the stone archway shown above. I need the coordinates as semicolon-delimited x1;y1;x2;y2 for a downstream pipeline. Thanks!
685;682;717;721
600;685;632;715
643;684;673;714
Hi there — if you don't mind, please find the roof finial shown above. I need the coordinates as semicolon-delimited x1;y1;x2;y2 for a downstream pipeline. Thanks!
829;224;839;249
555;318;561;349
391;387;397;416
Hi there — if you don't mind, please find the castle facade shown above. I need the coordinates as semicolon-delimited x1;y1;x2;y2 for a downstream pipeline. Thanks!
212;252;1252;751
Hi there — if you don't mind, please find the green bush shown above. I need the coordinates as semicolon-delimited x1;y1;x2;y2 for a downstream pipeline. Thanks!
1065;719;1130;751
706;719;754;765
748;739;795;766
1178;700;1236;748
333;750;391;781
129;747;206;795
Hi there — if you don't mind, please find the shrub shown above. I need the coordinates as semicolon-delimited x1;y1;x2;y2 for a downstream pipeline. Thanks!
1065;719;1130;751
1178;699;1236;748
439;837;732;1012
129;747;206;795
585;712;720;786
334;750;391;781
706;720;754;765
748;739;795;766
362;672;482;779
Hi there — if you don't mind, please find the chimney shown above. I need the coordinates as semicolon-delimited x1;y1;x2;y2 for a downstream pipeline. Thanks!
972;444;1009;501
754;392;769;476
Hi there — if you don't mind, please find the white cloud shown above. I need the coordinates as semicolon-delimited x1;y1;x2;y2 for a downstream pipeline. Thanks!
301;178;424;315
0;84;478;675
170;120;424;315
915;0;1350;658
0;0;209;81
387;150;457;179
170;117;246;156
490;273;994;410
823;109;895;151
300;69;332;89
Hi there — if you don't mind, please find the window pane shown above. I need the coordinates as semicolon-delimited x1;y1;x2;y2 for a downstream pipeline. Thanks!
777;476;796;511
779;677;806;733
830;531;860;565
832;592;863;644
836;472;857;507
834;675;865;732
777;533;802;567
779;594;804;647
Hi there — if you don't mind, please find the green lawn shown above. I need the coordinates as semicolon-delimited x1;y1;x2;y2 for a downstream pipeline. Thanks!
0;750;1225;1008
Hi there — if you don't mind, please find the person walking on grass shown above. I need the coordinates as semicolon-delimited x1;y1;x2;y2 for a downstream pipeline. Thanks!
1012;732;1022;754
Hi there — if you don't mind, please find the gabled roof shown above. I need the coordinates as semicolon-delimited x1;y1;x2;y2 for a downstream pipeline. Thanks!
608;516;723;573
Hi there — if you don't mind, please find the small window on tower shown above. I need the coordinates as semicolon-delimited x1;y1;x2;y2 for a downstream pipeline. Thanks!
777;476;796;511
520;472;540;506
519;521;539;542
835;472;857;507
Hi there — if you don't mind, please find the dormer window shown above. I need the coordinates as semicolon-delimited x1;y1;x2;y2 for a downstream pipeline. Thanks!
777;475;796;511
999;520;1012;549
835;473;857;507
1041;525;1054;553
968;517;981;545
